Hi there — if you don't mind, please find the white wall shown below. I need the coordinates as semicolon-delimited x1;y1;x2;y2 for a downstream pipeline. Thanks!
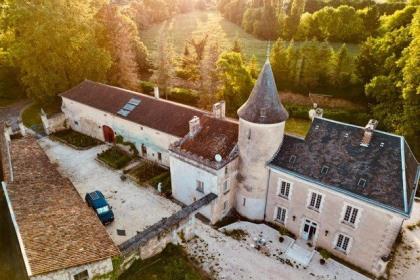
169;154;238;224
30;258;113;280
62;98;180;166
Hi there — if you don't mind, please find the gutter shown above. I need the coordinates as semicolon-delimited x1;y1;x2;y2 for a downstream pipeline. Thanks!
401;137;408;214
268;164;410;218
1;182;32;276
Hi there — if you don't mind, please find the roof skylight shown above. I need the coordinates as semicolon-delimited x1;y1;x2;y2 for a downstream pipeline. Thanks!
117;98;141;117
357;178;367;188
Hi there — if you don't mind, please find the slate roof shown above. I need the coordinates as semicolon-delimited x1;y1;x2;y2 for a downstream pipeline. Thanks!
0;134;119;276
237;59;289;124
170;116;239;170
61;80;206;138
269;118;420;216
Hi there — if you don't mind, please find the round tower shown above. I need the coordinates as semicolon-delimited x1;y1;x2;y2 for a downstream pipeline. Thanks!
235;59;289;221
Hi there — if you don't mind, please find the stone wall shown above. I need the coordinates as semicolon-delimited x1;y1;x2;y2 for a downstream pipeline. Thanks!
266;168;404;277
62;98;179;167
30;258;113;280
40;111;67;135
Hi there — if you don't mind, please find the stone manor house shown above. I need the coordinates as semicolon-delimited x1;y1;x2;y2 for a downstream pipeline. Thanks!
42;59;419;277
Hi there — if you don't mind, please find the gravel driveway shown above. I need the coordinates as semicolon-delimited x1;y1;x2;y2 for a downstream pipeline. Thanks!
38;138;180;245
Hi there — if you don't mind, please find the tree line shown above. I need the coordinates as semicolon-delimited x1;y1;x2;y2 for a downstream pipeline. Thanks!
218;0;412;42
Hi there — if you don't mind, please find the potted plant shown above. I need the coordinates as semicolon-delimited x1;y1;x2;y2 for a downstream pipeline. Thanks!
319;248;331;265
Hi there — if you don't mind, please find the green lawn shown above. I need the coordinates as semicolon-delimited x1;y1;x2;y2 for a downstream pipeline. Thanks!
285;117;311;137
21;103;43;132
119;244;208;280
140;10;360;64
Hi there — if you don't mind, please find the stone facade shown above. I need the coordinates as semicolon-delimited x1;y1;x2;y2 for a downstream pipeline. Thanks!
265;168;404;276
170;153;238;224
236;118;285;220
62;98;179;166
30;258;113;280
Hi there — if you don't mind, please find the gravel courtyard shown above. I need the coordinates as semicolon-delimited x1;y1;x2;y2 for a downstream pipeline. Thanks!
187;222;369;280
39;138;180;245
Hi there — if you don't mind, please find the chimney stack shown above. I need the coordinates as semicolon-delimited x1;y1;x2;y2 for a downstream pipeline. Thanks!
309;103;324;121
189;116;201;137
360;119;378;147
212;101;226;119
154;86;160;99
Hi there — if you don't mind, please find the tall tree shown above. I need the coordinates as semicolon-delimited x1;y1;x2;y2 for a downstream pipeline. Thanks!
199;41;221;109
154;30;175;99
96;4;145;90
217;51;254;114
284;0;306;39
4;0;111;104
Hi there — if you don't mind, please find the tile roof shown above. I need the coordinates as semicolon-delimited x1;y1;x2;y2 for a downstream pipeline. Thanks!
270;118;420;216
237;60;289;124
0;134;119;276
61;80;206;137
170;115;239;170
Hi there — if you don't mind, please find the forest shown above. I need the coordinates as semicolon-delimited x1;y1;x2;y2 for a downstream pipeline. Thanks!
0;0;419;157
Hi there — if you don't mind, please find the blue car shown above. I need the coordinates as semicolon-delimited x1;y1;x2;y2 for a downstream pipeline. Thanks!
85;191;114;225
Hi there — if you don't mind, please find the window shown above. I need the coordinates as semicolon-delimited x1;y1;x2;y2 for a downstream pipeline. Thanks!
343;205;359;226
276;207;287;224
158;152;162;161
247;129;251;140
96;205;110;215
73;270;89;280
357;178;366;188
321;165;329;175
74;121;79;126
223;180;229;193
278;180;291;199
225;166;228;175
141;144;147;156
243;198;246;206
308;192;322;211
335;233;351;253
196;180;204;193
289;155;296;164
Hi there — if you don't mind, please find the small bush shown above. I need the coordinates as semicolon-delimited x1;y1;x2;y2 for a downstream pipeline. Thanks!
167;87;199;107
223;229;248;241
98;146;132;169
318;248;332;260
139;80;155;95
279;236;284;243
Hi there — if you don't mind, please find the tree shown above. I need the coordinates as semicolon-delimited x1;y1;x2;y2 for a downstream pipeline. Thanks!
217;51;254;114
232;39;242;53
331;44;355;88
4;0;111;104
270;39;290;89
284;0;306;39
199;41;221;109
96;4;146;90
154;30;175;99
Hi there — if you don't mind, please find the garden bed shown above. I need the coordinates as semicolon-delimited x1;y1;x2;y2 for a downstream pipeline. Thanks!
127;161;171;195
51;129;101;149
97;146;132;169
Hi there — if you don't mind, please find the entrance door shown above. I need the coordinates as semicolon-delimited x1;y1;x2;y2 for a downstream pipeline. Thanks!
102;125;114;143
302;219;317;241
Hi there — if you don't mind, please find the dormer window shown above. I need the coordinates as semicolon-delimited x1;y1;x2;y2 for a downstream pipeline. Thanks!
380;142;385;148
315;125;320;130
321;165;329;175
289;155;296;164
344;132;349;138
357;178;366;188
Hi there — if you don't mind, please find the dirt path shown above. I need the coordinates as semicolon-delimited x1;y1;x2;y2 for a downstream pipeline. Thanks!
0;99;30;129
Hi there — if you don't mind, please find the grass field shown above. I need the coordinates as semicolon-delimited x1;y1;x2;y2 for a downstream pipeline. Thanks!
119;244;208;280
140;10;360;64
285;117;311;137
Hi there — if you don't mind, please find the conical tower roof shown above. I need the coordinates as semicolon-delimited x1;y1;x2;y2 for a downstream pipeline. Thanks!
237;59;289;124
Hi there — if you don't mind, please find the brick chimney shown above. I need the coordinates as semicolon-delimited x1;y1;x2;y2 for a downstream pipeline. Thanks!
154;86;160;99
360;119;378;147
212;101;226;119
189;116;201;137
309;103;324;121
